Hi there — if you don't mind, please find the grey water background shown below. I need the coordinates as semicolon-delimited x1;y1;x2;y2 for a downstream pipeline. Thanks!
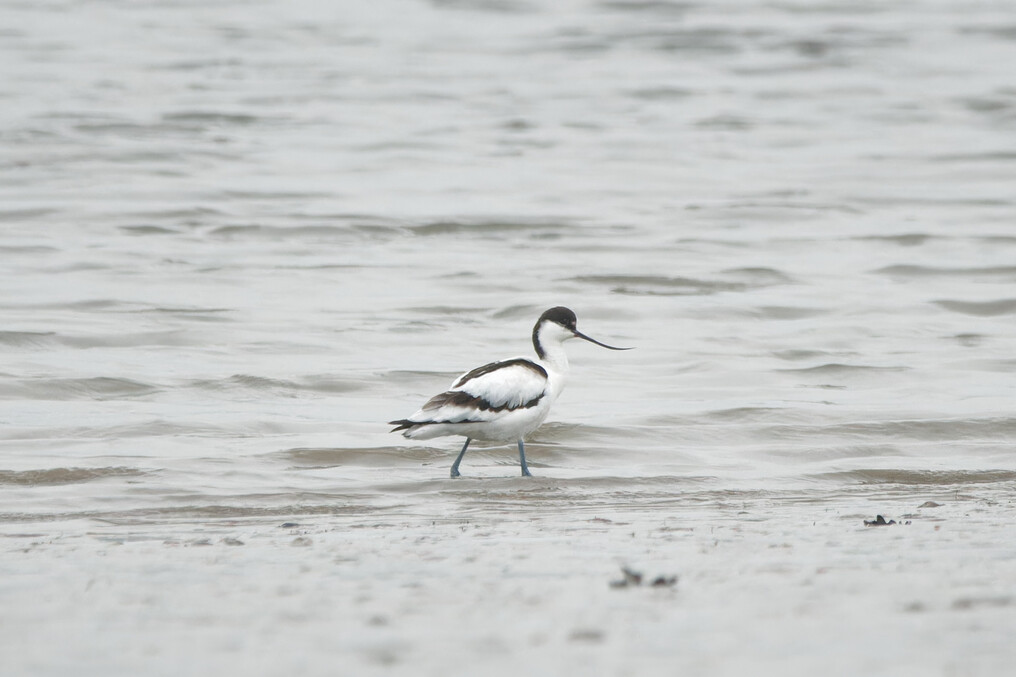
2;1;1016;675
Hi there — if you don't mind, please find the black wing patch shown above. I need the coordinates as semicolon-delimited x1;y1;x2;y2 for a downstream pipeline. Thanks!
388;389;544;431
453;358;547;388
389;358;548;432
422;389;543;414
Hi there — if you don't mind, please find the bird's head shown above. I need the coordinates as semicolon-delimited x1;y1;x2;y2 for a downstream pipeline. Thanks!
532;306;632;358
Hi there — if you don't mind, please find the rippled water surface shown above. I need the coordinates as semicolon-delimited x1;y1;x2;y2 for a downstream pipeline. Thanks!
2;0;1016;675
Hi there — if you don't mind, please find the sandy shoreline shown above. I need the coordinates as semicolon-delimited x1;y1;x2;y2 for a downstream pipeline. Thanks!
4;474;1015;677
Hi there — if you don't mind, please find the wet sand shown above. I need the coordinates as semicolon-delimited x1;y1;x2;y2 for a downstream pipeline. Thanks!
5;472;1016;676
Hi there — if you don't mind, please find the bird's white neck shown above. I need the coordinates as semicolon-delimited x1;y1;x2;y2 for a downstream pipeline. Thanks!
533;320;573;375
538;340;570;375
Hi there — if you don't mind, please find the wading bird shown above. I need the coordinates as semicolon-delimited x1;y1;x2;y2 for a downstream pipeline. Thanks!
389;307;630;477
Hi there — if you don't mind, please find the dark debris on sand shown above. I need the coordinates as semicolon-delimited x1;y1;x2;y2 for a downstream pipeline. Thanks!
864;514;912;527
610;566;678;589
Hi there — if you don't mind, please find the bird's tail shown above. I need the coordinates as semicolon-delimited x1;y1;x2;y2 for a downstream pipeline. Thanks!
388;419;417;434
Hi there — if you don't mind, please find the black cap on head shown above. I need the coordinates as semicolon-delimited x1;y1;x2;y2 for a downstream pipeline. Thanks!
539;306;577;329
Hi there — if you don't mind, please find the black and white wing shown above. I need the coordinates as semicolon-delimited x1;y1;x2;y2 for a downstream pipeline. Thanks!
390;358;548;430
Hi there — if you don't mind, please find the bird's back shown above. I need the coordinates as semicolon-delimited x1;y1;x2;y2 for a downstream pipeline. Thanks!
389;357;555;441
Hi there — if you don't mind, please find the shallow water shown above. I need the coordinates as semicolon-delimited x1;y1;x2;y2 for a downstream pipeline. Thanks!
2;0;1016;675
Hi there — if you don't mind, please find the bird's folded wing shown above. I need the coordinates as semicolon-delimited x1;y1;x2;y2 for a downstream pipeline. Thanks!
412;359;548;423
451;358;548;408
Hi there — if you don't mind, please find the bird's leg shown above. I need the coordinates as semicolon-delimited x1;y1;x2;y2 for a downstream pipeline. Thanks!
450;438;470;478
518;439;532;477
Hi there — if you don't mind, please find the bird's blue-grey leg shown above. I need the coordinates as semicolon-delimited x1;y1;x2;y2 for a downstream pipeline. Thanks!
518;439;532;477
450;438;470;478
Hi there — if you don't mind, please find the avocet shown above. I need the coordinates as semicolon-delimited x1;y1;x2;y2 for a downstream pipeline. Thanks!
389;307;630;477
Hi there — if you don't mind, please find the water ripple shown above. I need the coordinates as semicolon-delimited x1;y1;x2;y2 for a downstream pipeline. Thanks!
0;377;160;401
934;299;1016;316
0;467;145;486
811;469;1016;486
